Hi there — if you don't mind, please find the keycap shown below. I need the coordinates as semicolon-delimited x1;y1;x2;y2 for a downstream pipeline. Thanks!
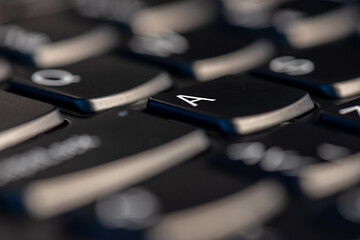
0;110;209;219
0;0;71;23
10;55;172;113
0;90;63;152
271;0;358;48
0;12;120;68
126;25;274;81
321;98;360;131
69;155;286;240
147;75;314;135
73;0;216;35
220;123;360;198
254;43;360;98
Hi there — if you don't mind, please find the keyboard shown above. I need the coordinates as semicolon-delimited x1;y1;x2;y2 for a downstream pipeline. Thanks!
0;0;360;239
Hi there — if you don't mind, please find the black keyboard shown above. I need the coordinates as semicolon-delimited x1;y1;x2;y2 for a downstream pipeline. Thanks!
1;0;360;239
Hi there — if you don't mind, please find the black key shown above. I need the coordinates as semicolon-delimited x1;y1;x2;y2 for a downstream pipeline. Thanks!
222;0;358;48
254;43;360;98
73;0;216;35
0;12;120;67
321;97;360;130
147;75;314;135
70;155;286;240
0;90;63;151
220;123;360;198
126;25;274;81
0;0;71;23
0;110;209;218
271;0;358;48
10;55;172;113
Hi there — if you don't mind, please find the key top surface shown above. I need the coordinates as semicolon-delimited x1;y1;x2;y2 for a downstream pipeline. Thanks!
147;75;314;135
70;155;286;240
126;26;274;81
0;110;209;218
0;90;63;151
254;43;360;98
220;123;360;198
10;55;172;113
271;0;358;48
0;12;120;67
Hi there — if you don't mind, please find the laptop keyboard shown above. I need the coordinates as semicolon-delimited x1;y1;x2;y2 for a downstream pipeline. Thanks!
0;0;360;239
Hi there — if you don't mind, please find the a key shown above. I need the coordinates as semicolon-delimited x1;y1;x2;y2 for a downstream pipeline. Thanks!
69;155;286;240
147;74;314;135
73;0;216;35
254;43;360;98
271;0;358;48
125;25;274;81
10;55;172;113
0;90;63;151
220;123;360;198
221;0;358;48
0;110;209;219
321;98;360;131
0;12;120;68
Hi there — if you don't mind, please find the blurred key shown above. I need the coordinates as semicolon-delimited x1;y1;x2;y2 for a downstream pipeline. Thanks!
220;123;360;198
0;0;72;23
70;156;286;240
73;0;216;35
255;43;360;98
272;0;358;48
147;75;314;135
0;110;209;218
0;12;120;68
0;90;63;151
10;55;172;113
126;25;274;81
223;0;358;48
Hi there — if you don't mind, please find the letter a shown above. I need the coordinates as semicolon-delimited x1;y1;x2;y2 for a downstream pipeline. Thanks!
176;94;216;107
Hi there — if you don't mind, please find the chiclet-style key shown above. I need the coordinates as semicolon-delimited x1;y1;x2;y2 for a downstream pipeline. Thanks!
0;110;209;219
126;25;274;81
147;74;314;135
0;11;120;68
10;55;172;113
254;43;360;98
69;155;286;240
0;90;63;152
271;0;358;48
220;123;360;199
